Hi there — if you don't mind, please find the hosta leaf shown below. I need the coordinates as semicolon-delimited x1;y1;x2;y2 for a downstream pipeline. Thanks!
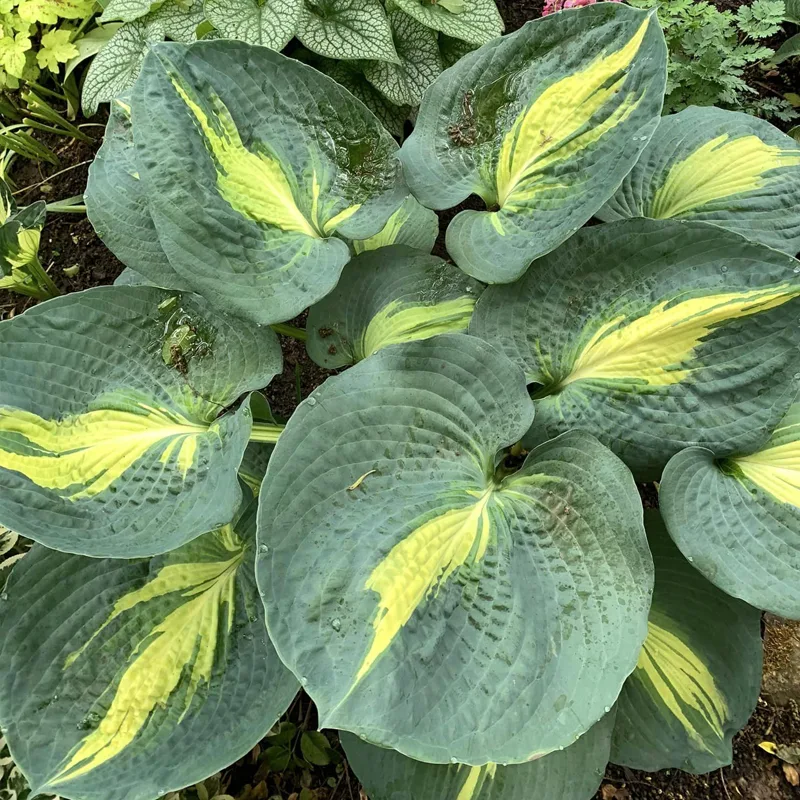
0;285;282;559
204;0;302;49
312;57;411;137
661;400;800;619
297;0;399;63
341;712;615;800
306;245;481;368
351;194;438;253
401;4;667;283
599;106;800;256
612;511;762;773
363;8;442;106
130;40;406;325
86;97;184;289
0;502;299;800
258;334;652;764
470;219;800;480
391;0;503;45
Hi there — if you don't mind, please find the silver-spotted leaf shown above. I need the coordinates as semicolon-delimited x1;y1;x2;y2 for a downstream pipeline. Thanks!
0;285;282;558
470;219;800;479
400;4;667;283
391;0;503;45
203;0;302;49
599;106;800;256
306;245;481;368
99;0;155;23
341;712;615;800
130;40;407;324
0;502;299;800
258;334;652;765
86;97;184;290
81;0;204;115
612;510;762;773
351;195;438;254
297;0;399;63
438;32;478;68
363;8;442;106
660;400;800;619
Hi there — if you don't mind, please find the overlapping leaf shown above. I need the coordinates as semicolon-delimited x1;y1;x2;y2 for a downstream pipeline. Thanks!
204;0;302;49
0;502;299;800
258;334;652;765
86;97;184;289
306;245;481;368
661;400;800;619
341;712;615;800
400;4;667;282
0;285;282;558
470;219;800;479
350;195;438;254
391;0;503;45
127;40;406;324
599;106;800;255
612;511;762;773
297;0;398;62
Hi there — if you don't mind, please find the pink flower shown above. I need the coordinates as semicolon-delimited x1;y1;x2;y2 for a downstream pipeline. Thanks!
543;0;623;15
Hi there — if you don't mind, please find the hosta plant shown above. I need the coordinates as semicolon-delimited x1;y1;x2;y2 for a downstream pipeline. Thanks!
2;5;800;800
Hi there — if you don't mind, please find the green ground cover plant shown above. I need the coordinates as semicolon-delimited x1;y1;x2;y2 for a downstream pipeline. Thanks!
1;4;800;800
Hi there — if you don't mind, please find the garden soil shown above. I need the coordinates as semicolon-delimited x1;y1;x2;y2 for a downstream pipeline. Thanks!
2;0;800;797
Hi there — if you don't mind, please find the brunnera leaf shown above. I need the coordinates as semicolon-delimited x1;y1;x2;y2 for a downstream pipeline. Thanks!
257;334;652;765
0;501;299;800
362;7;443;107
126;40;407;325
599;106;800;256
0;285;282;559
391;0;503;46
611;510;762;774
306;244;482;368
400;3;667;283
470;219;800;480
203;0;303;49
296;0;399;63
660;400;800;620
341;712;615;800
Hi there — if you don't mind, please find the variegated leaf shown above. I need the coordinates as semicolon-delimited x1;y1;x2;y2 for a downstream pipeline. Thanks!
86;97;184;290
258;334;652;765
599;106;800;256
297;0;399;63
363;8;442;106
128;40;407;324
350;195;438;254
661;400;800;619
0;502;299;800
342;712;615;800
612;510;762;773
391;0;503;45
0;286;283;558
203;0;303;49
401;4;667;283
306;245;481;367
470;219;800;479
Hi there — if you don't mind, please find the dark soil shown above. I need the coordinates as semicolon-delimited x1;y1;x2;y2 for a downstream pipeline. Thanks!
1;2;799;799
